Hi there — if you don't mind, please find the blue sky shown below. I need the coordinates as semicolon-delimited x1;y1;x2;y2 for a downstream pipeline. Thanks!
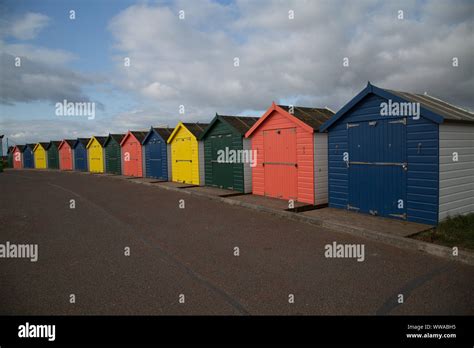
1;0;140;123
1;0;473;151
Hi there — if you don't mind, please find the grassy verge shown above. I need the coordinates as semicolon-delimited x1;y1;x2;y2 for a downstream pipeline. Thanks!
413;213;474;251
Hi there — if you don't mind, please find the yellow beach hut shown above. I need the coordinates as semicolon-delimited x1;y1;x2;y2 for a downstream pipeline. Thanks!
167;122;208;185
86;136;107;173
33;142;48;169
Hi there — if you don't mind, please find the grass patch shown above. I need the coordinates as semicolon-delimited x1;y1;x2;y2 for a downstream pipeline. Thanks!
413;213;474;251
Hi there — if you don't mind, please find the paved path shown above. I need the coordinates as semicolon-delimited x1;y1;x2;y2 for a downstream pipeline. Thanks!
0;170;473;315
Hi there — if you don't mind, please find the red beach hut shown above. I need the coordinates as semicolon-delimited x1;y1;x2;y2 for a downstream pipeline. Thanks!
120;131;147;177
245;102;334;205
58;139;75;170
12;145;24;169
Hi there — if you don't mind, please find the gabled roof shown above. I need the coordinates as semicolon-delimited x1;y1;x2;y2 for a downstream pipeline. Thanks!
183;123;209;138
153;127;174;142
46;141;61;150
86;136;108;148
33;142;49;151
167;122;209;143
200;114;259;139
58;139;75;150
320;82;474;131
278;105;334;129
26;143;36;150
73;138;90;148
245;102;334;137
7;146;14;153
142;127;174;144
385;89;474;123
15;145;25;152
120;131;148;146
103;134;125;147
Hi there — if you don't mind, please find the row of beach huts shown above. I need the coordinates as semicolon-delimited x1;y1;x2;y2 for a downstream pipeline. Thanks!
6;83;474;225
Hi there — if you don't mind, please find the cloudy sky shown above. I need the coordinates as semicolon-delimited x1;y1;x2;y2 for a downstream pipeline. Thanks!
0;0;473;150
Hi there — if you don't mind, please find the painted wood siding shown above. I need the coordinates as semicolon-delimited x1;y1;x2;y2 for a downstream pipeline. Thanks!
203;120;229;187
198;141;205;185
13;148;22;168
122;135;143;177
242;138;252;193
204;137;213;186
251;128;265;196
203;120;246;192
170;126;200;185
105;140;122;174
314;132;328;205
250;110;314;204
406;115;439;225
34;146;47;169
167;145;171;180
74;143;88;171
59;143;73;170
327;93;439;225
23;147;34;168
47;145;60;169
328;118;349;209
439;123;474;220
232;137;245;192
142;145;146;177
143;132;168;180
88;138;105;173
297;129;314;203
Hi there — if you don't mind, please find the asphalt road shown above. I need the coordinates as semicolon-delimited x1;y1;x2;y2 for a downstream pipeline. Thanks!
0;169;473;315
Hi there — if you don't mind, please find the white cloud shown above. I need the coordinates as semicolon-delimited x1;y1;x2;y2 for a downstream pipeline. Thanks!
8;12;50;40
142;82;178;99
0;10;100;107
2;0;473;146
107;0;474;116
4;42;76;66
0;52;100;105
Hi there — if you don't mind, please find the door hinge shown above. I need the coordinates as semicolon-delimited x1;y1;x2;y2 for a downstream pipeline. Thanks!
263;162;297;167
347;204;359;211
389;213;407;220
347;123;359;129
369;121;377;126
350;161;408;170
389;118;407;125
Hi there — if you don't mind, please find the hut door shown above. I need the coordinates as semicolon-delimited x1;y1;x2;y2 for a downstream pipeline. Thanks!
263;128;297;200
211;134;234;189
107;143;121;174
90;143;101;172
13;150;21;168
348;118;407;220
75;145;87;171
148;137;163;178
24;149;34;168
36;148;46;168
49;148;58;169
61;147;71;169
174;137;192;183
129;141;141;176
